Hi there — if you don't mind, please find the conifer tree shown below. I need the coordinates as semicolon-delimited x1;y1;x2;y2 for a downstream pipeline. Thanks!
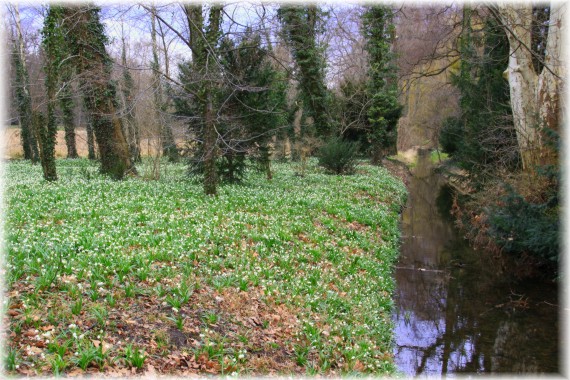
361;5;402;163
218;31;288;181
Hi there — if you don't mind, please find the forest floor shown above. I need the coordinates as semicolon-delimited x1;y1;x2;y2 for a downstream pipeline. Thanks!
2;158;406;377
2;127;183;159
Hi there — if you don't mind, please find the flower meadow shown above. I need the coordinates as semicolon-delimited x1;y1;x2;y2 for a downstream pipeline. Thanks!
2;158;406;376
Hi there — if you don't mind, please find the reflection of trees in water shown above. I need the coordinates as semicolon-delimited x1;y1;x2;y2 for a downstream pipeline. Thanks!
394;154;558;375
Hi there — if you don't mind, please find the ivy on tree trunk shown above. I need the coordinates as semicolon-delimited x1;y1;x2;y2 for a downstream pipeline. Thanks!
181;4;223;195
12;5;39;163
39;5;66;181
62;5;136;179
278;5;331;138
59;80;79;159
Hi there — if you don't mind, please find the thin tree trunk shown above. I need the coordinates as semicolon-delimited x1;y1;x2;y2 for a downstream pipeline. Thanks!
151;6;178;162
203;90;218;195
84;109;97;160
120;30;141;163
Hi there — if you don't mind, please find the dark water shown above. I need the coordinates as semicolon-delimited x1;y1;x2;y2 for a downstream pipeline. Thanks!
392;151;559;376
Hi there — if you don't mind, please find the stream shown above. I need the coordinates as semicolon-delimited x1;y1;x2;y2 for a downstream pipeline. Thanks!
392;150;559;376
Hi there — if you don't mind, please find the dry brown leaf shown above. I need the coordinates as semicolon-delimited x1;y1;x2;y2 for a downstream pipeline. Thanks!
353;360;365;372
102;342;112;354
144;364;156;376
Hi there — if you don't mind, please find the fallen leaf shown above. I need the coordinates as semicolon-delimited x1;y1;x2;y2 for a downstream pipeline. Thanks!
353;360;365;372
102;342;112;354
144;364;156;376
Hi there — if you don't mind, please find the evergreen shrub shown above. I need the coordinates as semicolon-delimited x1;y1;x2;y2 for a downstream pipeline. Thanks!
488;165;559;266
318;138;359;175
439;117;463;155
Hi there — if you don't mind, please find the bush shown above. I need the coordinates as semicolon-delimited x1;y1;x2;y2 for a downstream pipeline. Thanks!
217;151;246;184
318;138;359;175
488;181;559;265
187;148;247;184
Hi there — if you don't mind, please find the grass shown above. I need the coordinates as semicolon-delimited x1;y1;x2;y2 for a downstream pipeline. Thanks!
430;149;449;164
3;158;406;376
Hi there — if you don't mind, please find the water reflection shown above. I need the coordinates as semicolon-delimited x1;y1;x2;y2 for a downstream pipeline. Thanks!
393;151;559;376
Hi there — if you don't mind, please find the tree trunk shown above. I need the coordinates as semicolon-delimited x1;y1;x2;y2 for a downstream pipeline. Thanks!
536;2;564;166
498;4;564;170
32;111;57;181
85;110;97;160
11;4;39;162
64;6;135;179
203;90;218;195
184;4;222;195
40;5;66;181
120;31;141;163
59;82;78;158
151;6;178;162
